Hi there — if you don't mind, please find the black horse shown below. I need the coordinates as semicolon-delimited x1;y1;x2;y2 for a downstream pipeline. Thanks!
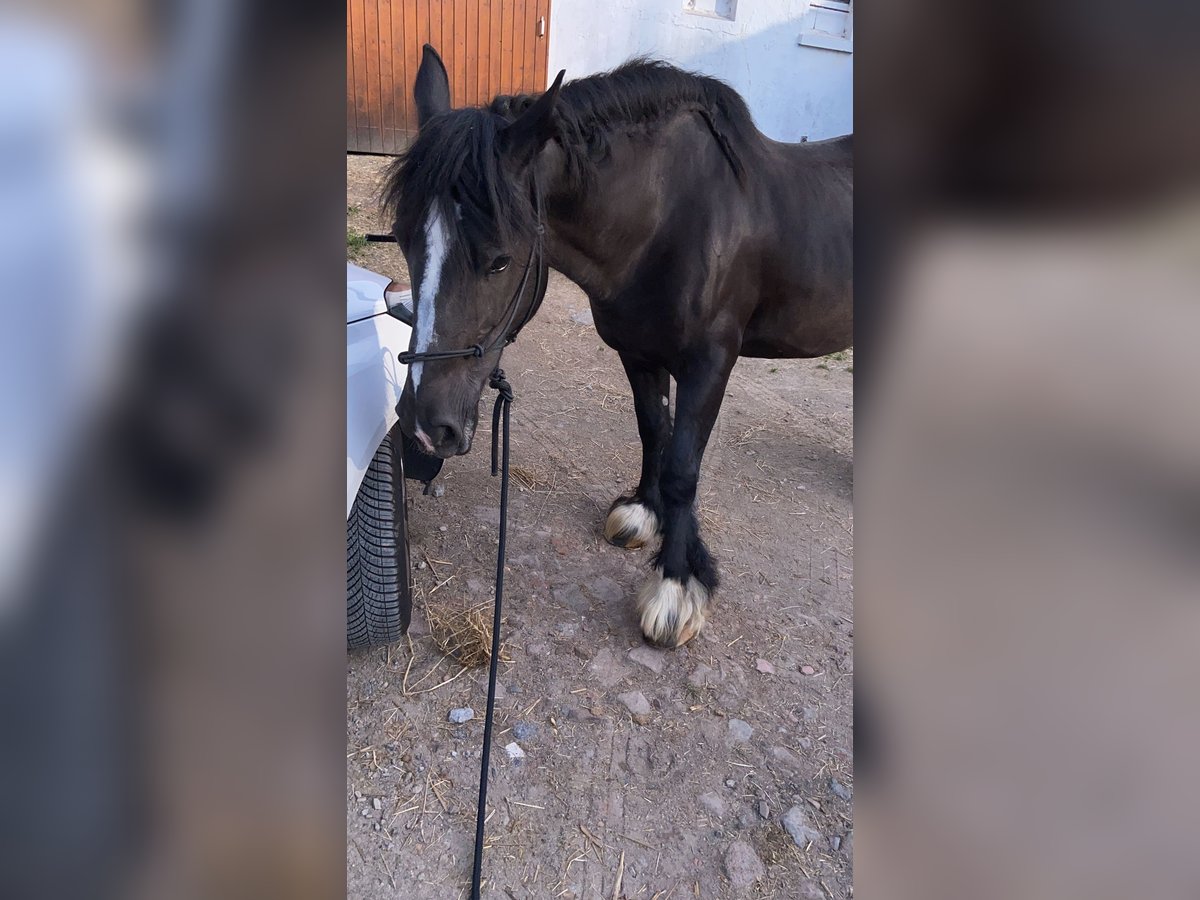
386;46;851;648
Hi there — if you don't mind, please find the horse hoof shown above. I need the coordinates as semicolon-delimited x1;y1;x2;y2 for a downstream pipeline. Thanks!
636;568;709;648
604;499;659;549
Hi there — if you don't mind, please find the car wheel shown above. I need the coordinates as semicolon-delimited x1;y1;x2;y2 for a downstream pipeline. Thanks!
347;429;411;648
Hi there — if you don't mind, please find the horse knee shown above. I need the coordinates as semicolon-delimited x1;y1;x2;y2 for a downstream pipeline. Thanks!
660;467;699;509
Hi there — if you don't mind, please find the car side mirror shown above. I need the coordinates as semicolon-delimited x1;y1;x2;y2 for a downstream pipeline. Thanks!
384;281;415;326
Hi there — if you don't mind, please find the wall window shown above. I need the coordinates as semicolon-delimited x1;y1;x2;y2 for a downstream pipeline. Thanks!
683;0;737;22
799;0;853;53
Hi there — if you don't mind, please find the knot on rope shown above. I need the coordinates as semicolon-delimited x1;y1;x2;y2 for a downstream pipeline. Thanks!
489;368;513;477
488;368;514;402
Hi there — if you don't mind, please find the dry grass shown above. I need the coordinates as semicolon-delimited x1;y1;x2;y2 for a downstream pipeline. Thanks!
511;464;558;493
424;598;511;668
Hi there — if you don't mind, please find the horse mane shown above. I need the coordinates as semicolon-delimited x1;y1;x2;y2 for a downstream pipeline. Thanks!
495;58;760;190
381;59;760;256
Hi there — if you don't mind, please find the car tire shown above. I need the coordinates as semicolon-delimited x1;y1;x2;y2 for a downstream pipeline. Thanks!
347;429;412;648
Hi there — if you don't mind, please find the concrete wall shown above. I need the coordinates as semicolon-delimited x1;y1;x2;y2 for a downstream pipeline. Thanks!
547;0;852;142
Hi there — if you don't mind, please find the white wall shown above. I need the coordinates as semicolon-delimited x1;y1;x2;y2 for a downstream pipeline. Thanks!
547;0;852;143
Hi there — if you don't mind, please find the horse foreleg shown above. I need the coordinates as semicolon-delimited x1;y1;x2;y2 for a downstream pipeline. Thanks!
604;357;671;549
636;349;735;647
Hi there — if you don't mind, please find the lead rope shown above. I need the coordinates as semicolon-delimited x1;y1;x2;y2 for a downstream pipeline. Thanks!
396;177;544;899
469;368;513;899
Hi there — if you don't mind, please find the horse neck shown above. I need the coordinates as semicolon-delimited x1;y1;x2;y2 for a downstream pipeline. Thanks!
534;145;650;300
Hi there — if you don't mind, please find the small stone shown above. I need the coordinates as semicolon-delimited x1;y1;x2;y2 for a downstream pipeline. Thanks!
361;808;371;817
504;742;525;760
699;791;726;817
688;663;718;687
588;575;623;604
830;779;851;801
725;778;736;789
448;707;474;724
354;790;363;800
800;665;816;675
371;797;382;811
755;659;775;674
757;800;770;819
617;691;652;723
728;719;753;743
569;307;594;326
587;648;629;687
830;834;842;851
782;806;823;848
432;483;446;498
451;750;457;757
723;840;766;891
438;525;448;532
628;644;665;674
416;560;427;570
513;722;539;741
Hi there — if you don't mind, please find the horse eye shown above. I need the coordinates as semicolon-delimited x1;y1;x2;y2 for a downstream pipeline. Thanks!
488;255;511;275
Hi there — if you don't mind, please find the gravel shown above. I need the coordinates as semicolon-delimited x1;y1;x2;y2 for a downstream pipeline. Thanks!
628;644;666;673
699;791;727;817
448;707;474;724
728;719;753;742
617;691;652;724
504;742;525;760
586;648;629;688
723;840;766;891
782;805;823;848
512;722;539;741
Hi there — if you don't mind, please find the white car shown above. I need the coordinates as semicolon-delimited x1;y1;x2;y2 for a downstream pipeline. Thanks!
346;263;441;648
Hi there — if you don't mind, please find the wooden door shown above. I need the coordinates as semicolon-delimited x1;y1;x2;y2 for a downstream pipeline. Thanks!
348;0;551;154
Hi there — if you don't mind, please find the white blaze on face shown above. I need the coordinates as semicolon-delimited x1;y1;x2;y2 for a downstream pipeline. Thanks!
411;206;450;393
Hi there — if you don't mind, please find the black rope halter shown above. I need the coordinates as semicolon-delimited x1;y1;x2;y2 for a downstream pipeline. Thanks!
398;175;545;900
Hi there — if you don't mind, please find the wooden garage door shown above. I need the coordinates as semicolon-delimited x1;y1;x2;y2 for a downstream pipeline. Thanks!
348;0;551;154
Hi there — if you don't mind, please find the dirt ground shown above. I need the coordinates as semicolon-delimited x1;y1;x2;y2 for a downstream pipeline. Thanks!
347;155;853;899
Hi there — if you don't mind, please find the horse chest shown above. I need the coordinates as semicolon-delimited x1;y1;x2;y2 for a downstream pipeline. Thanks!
589;294;681;361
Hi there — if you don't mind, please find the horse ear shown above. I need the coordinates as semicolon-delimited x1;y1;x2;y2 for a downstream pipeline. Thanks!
414;44;451;128
502;69;566;167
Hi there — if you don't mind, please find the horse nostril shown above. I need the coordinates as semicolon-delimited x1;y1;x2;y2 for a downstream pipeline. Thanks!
428;419;461;452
